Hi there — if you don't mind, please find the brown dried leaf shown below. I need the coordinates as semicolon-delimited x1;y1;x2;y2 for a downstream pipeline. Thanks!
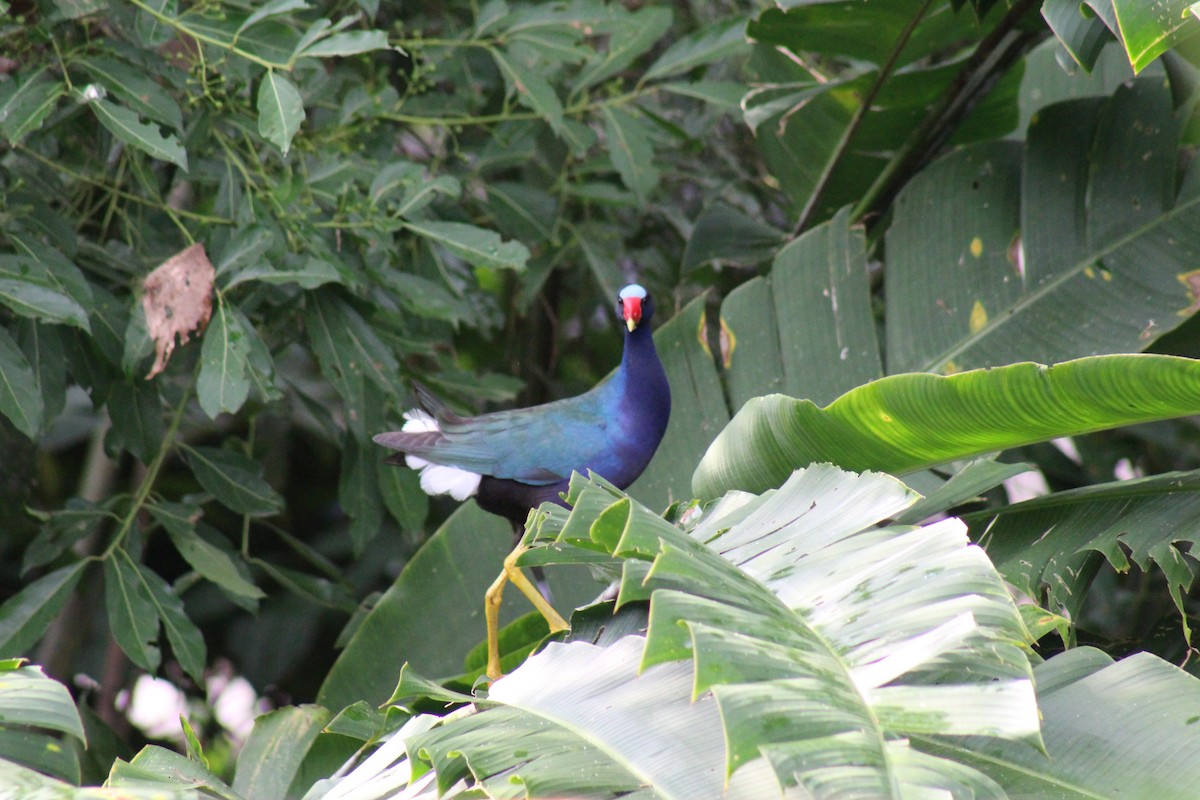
142;243;215;379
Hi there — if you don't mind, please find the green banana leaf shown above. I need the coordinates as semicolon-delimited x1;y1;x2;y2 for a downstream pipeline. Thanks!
963;468;1200;622
917;647;1200;797
323;465;1039;798
693;354;1200;498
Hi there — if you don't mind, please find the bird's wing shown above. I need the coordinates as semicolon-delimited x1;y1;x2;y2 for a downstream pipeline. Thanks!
375;387;615;485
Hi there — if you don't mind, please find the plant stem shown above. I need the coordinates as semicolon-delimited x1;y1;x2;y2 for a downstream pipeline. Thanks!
793;0;939;236
849;0;1043;226
99;388;192;560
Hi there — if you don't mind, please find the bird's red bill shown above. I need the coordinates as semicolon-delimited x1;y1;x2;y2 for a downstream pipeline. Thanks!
623;295;643;331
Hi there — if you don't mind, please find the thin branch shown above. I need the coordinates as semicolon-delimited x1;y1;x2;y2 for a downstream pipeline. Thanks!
793;0;939;236
850;0;1043;226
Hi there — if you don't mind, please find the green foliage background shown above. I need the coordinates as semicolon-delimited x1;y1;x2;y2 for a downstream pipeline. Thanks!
6;0;1200;796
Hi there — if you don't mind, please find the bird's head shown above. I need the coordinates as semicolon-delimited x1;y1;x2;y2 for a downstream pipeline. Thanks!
617;283;653;333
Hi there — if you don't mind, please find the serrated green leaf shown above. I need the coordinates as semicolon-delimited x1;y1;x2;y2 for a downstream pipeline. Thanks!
491;47;564;134
395;175;460;218
0;562;87;657
299;30;391;58
224;257;341;289
197;300;251;419
150;502;266;606
89;98;188;170
575;6;672;90
403;220;529;271
183;445;284;517
0;69;64;144
0;326;43;438
137;565;206;683
340;436;384;554
238;0;310;33
602;106;658;205
257;71;304;155
103;555;162;673
644;16;749;81
104;379;164;465
0;277;90;331
76;56;183;130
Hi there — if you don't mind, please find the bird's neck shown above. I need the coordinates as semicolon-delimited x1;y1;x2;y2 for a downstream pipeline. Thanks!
618;323;670;423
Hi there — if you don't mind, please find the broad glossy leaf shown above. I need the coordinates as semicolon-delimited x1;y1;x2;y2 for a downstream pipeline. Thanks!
183;445;284;516
1113;0;1196;72
680;202;785;272
1042;0;1115;70
343;466;1034;799
967;468;1200;620
318;501;602;709
0;727;80;783
89;98;188;170
103;556;161;673
197;299;251;419
888;81;1197;374
754;2;984;67
110;745;237;798
0;664;85;742
0;325;43;438
233;706;329;800
921;648;1200;796
257;71;304;155
694;354;1200;497
720;207;881;411
402;220;529;272
0;562;87;657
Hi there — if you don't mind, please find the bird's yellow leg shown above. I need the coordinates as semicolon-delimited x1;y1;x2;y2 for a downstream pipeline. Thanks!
485;568;508;681
485;543;570;680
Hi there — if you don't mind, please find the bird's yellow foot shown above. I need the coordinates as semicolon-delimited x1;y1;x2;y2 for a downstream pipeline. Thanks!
485;543;570;680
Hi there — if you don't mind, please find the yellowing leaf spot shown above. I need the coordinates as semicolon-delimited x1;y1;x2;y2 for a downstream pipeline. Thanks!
719;316;736;368
942;361;960;375
969;237;983;258
969;300;987;333
1084;266;1096;279
697;310;712;357
1101;269;1112;282
46;742;61;753
880;413;893;423
1176;270;1200;316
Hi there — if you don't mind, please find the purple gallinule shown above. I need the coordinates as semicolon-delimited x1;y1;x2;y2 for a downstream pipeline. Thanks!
374;283;670;678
